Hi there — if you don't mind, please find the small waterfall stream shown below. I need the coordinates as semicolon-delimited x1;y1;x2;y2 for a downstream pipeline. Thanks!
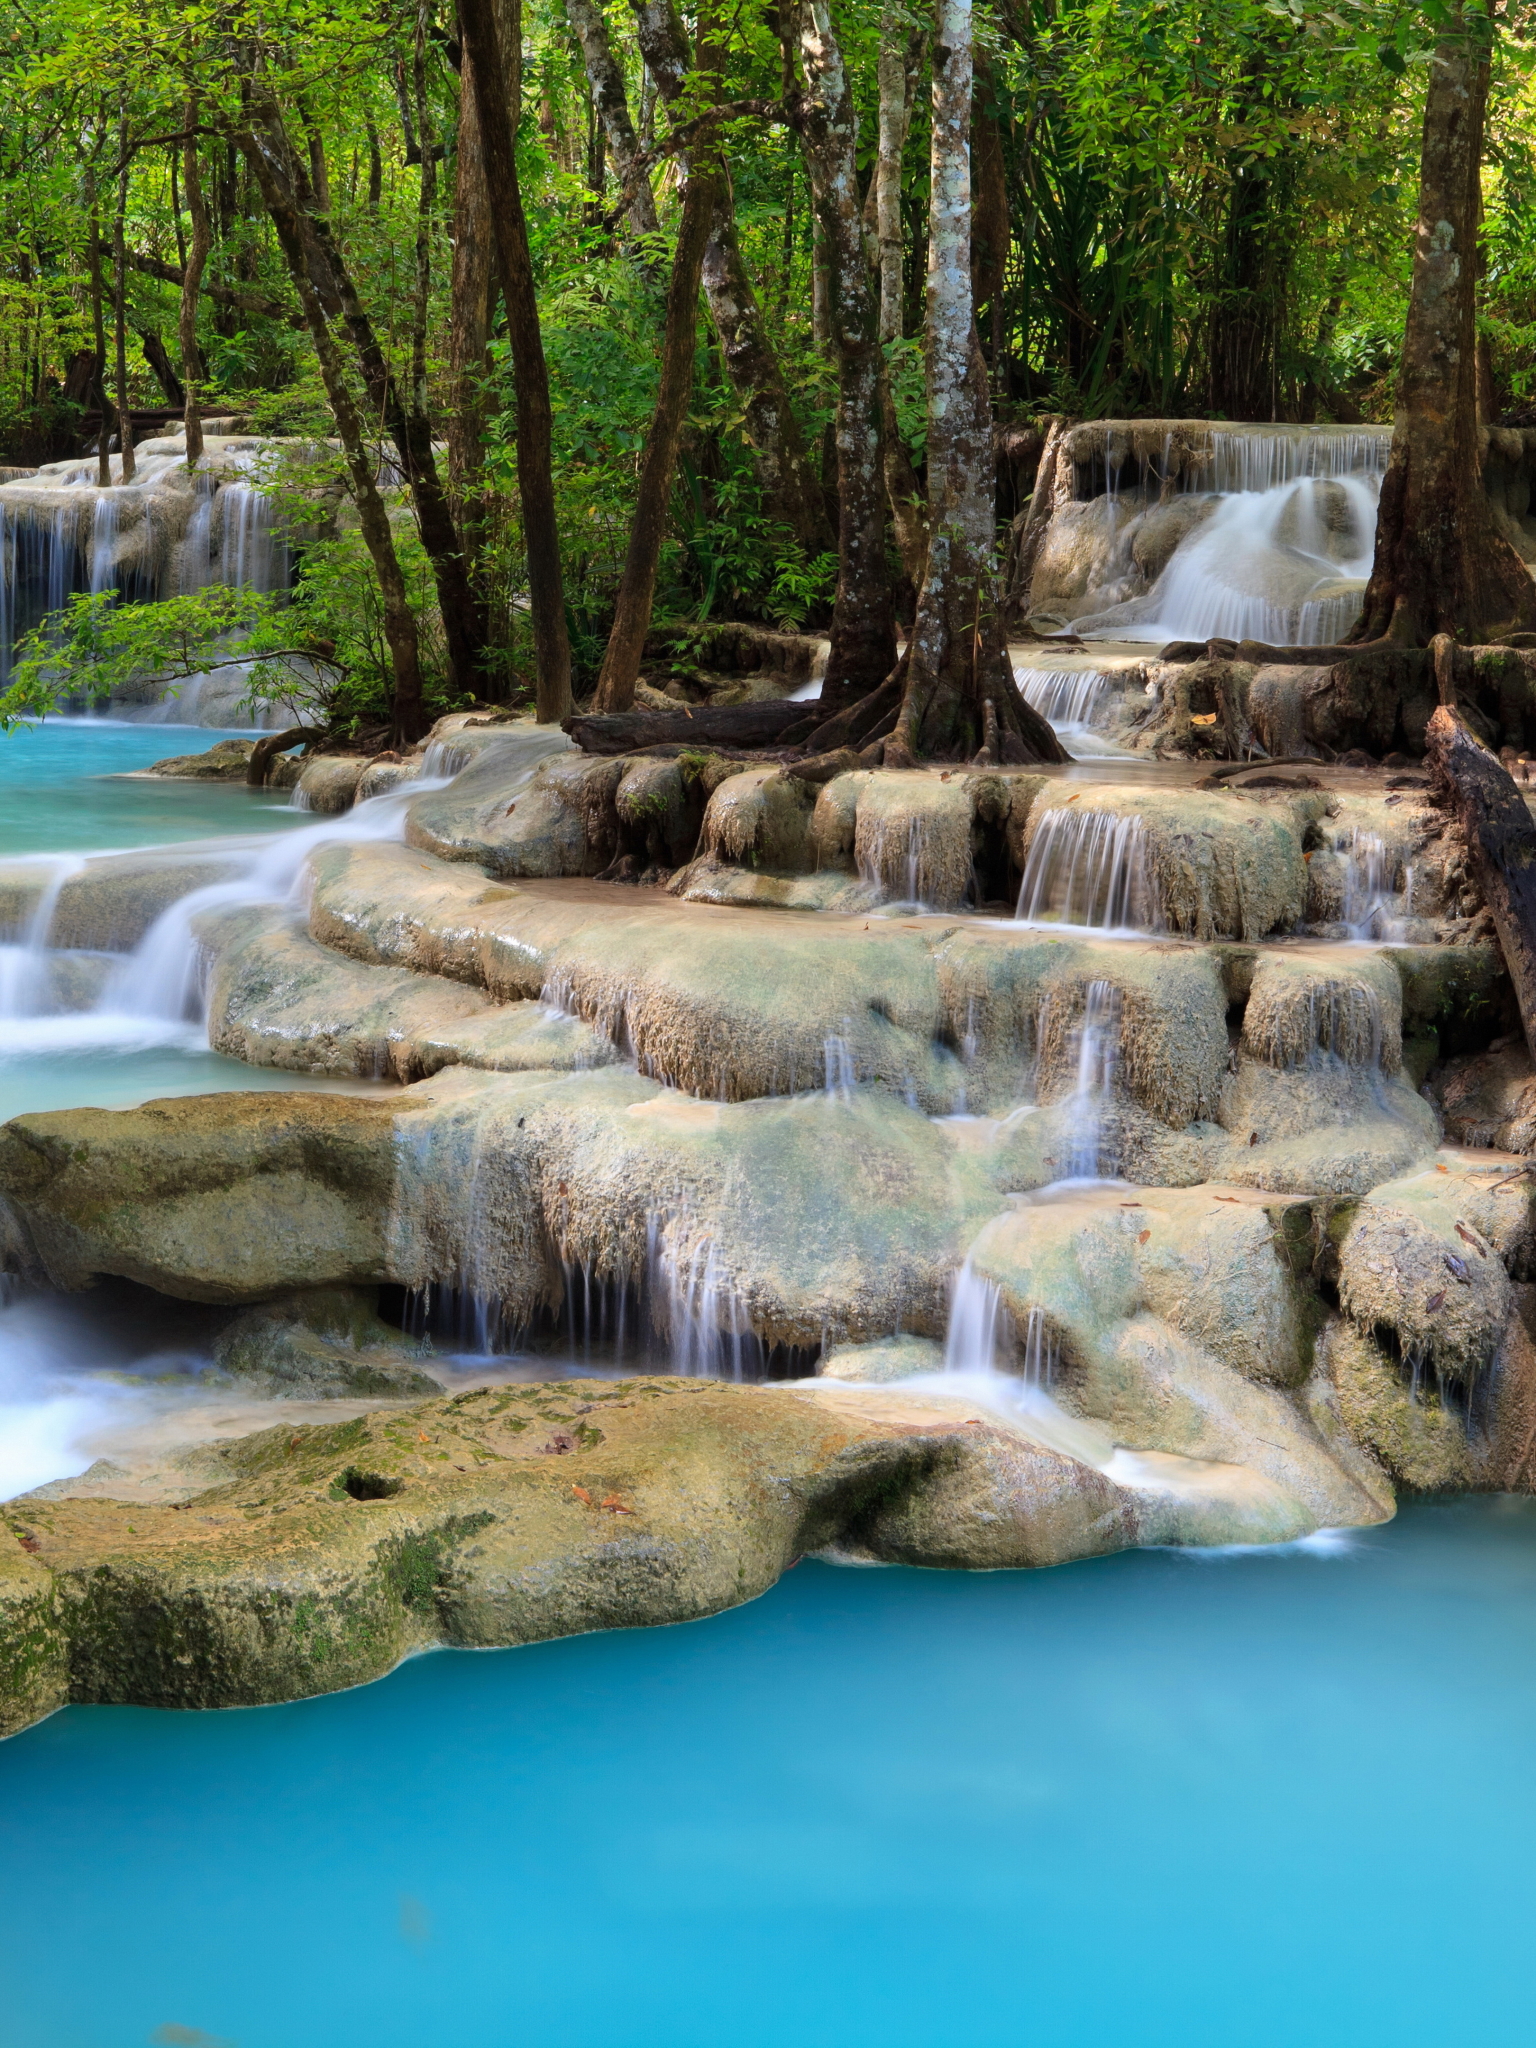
1015;810;1161;933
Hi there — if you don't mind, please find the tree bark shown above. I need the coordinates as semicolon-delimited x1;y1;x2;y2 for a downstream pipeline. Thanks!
238;124;428;745
1426;702;1536;1059
1353;11;1536;646
593;84;722;711
797;0;898;704
447;20;496;595
252;108;489;700
1004;412;1072;623
458;0;575;721
180;101;212;465
85;181;113;488
876;12;927;586
137;330;185;409
566;697;810;753
566;0;660;243
631;0;832;560
113;110;135;484
888;0;1061;765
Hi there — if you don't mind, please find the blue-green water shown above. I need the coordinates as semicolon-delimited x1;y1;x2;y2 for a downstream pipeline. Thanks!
3;1499;1535;2048
0;719;305;856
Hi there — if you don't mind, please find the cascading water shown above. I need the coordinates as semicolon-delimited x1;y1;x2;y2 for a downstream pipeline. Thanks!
1015;809;1161;933
648;1212;752;1380
824;1030;855;1102
87;495;119;595
1058;424;1391;647
1015;666;1136;759
942;1258;1012;1374
1337;827;1413;941
1060;979;1123;1181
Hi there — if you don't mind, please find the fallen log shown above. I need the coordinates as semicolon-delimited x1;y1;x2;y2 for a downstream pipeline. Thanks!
563;698;811;755
1426;703;1536;1057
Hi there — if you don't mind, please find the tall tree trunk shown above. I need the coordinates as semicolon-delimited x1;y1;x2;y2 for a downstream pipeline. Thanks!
113;111;135;484
84;171;113;489
251;106;489;698
971;49;1008;378
888;0;1060;765
239;125;428;744
593;54;722;711
180;101;211;465
876;12;926;585
797;0;897;705
447;17;496;628
565;0;660;242
630;0;832;560
1353;9;1536;646
458;0;574;721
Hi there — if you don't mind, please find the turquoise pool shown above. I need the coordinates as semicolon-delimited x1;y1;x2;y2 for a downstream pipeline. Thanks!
2;1498;1534;2047
0;718;305;857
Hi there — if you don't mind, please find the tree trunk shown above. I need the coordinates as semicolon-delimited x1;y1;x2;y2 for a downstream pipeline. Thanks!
113;112;135;484
593;104;722;710
254;108;489;700
180;101;211;465
565;0;660;243
137;330;185;409
84;176;113;488
1426;703;1536;1059
797;0;898;705
1353;11;1536;647
239;125;428;745
876;12;927;586
1004;412;1072;623
630;0;832;560
458;0;574;721
447;27;495;592
888;0;1061;765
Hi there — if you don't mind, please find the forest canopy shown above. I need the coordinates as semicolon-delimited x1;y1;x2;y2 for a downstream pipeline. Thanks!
0;0;1530;738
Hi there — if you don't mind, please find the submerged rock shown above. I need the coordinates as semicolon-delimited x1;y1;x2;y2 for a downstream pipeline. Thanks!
214;1287;444;1397
144;738;256;780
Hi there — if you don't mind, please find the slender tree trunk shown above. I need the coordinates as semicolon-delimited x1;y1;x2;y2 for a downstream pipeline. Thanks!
239;126;428;744
180;101;211;465
593;57;722;710
629;0;832;560
876;13;927;585
251;106;489;698
447;20;496;622
565;0;660;242
113;111;135;483
888;0;1061;765
458;0;574;721
798;0;897;704
1352;10;1536;646
84;173;113;489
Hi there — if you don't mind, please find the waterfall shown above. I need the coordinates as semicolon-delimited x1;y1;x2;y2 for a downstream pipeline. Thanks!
0;856;86;1023
823;1030;855;1101
942;1257;1012;1373
220;484;287;593
1337;827;1412;940
88;496;119;596
859;814;933;909
1016;667;1129;760
1015;809;1161;933
649;1213;751;1379
1057;423;1393;647
1060;979;1122;1181
1183;425;1391;494
1019;1306;1058;1391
